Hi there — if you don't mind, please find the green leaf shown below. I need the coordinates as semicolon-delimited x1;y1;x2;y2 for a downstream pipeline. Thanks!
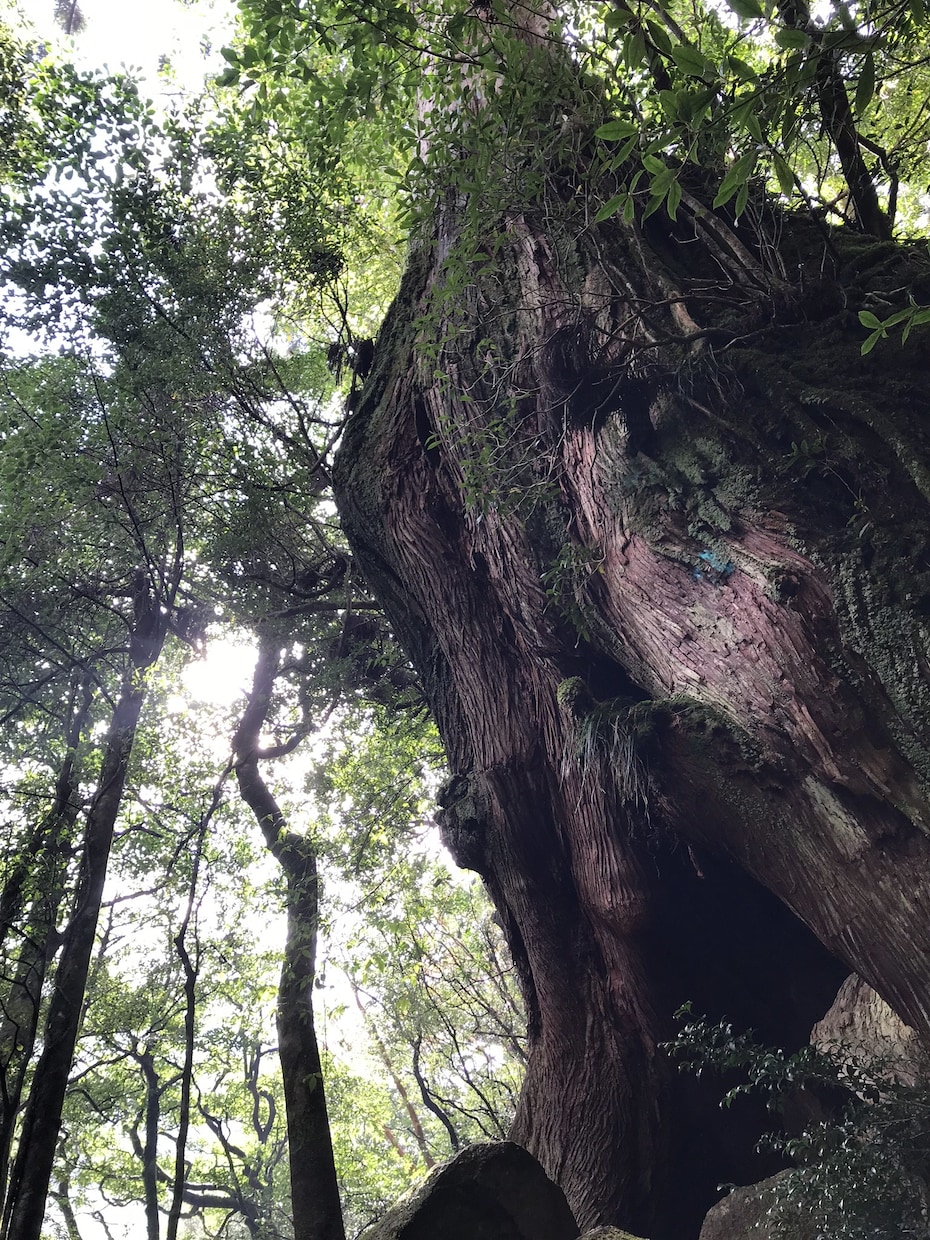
774;27;810;48
658;90;680;119
623;30;647;70
604;7;628;28
595;193;628;222
608;136;640;168
713;151;757;208
823;29;870;51
881;308;913;327
672;43;712;78
861;329;883;354
677;85;717;126
772;151;794;196
646;20;673;55
642;153;667;174
727;54;758;80
595;118;640;141
650;166;677;195
645;130;678;154
781;102;800;146
666;177;682;220
744;111;763;142
642;193;665;221
857;310;883;329
855;52;875;115
731;97;757;132
724;0;766;21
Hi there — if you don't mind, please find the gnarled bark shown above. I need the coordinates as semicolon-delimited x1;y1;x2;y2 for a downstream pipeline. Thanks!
334;172;930;1235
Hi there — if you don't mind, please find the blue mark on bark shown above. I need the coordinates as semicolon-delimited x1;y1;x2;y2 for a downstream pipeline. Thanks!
692;549;735;583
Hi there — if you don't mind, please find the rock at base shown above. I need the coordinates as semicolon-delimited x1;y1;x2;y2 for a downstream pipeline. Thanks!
699;1171;831;1240
811;973;928;1083
578;1228;650;1240
359;1141;579;1240
698;1173;790;1240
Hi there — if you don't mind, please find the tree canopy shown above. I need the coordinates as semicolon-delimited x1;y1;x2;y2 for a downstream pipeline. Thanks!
3;0;930;1234
0;20;523;1239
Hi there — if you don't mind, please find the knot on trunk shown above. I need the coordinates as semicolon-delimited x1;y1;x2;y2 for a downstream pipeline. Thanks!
436;773;491;874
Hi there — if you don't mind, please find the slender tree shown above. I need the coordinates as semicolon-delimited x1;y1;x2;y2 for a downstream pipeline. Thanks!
0;678;94;1198
0;47;357;1233
3;571;169;1240
233;634;346;1240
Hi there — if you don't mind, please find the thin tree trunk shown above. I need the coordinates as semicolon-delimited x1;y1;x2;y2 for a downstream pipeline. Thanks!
165;819;208;1240
349;981;437;1166
410;1036;460;1152
0;936;59;1199
47;1160;85;1240
136;1047;162;1240
772;0;892;239
2;573;166;1240
233;636;345;1240
0;680;94;1200
0;678;92;948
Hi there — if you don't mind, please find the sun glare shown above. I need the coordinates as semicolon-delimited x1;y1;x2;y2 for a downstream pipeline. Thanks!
183;634;257;707
18;0;234;94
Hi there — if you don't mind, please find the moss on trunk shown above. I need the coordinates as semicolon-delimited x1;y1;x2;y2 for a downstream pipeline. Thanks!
334;192;930;1235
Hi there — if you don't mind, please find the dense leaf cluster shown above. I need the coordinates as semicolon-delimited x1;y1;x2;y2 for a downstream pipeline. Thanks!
671;1013;930;1238
0;21;523;1240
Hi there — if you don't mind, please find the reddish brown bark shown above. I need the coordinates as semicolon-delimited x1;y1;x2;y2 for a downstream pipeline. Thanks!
334;188;930;1234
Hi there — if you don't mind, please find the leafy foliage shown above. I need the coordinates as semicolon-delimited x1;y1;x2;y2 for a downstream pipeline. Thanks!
0;26;523;1240
12;0;930;1221
671;1012;930;1239
214;0;930;247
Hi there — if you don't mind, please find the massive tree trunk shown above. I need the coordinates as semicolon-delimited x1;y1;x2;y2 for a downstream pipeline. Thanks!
333;88;930;1235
